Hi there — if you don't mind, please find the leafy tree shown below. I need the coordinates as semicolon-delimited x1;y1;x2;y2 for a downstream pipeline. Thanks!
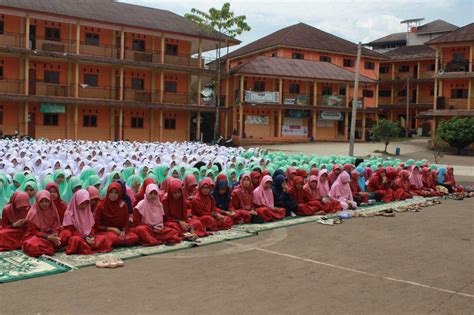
371;119;400;153
186;3;251;141
437;117;474;154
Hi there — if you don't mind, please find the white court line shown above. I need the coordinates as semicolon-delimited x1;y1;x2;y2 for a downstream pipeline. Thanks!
255;248;474;299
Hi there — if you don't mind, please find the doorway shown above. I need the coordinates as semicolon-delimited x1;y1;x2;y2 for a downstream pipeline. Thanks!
200;112;215;143
29;25;36;50
27;112;36;138
28;68;36;95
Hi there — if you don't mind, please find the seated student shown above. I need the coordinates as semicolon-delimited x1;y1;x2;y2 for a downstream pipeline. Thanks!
191;178;233;231
46;182;67;222
212;179;246;224
0;192;30;251
367;168;396;203
250;171;261;190
288;176;323;216
316;170;343;213
392;170;414;200
93;183;139;247
63;190;113;255
132;184;182;246
328;164;342;186
22;180;37;205
439;166;464;193
329;172;357;210
285;167;297;190
22;191;71;257
349;171;370;205
253;175;286;222
272;174;298;217
422;169;443;196
407;165;431;197
86;186;101;212
183;174;198;201
162;179;207;239
231;174;261;224
134;178;155;206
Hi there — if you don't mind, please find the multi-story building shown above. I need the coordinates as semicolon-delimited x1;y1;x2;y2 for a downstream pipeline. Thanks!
221;23;385;144
0;0;238;142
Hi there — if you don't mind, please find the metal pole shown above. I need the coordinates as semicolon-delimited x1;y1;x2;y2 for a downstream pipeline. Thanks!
406;76;410;138
349;42;362;156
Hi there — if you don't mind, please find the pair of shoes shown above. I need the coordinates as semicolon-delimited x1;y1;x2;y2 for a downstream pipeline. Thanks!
95;254;124;268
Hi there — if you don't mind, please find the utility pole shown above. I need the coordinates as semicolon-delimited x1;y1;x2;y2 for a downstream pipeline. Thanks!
406;76;410;138
349;42;362;156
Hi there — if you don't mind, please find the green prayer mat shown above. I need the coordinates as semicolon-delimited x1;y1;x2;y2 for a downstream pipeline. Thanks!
0;250;70;283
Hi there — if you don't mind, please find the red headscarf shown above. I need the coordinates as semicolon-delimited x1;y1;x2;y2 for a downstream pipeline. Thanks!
309;168;319;177
303;175;319;199
159;177;172;199
162;179;188;222
250;171;261;188
289;176;313;203
445;166;457;185
216;174;227;184
134;178;155;206
328;164;342;186
296;169;307;178
26;190;61;232
94;182;129;229
350;171;361;193
343;164;354;173
2;191;30;226
285;167;297;189
191;178;216;216
46;182;67;222
232;174;253;210
396;170;412;191
183;174;198;200
87;186;100;201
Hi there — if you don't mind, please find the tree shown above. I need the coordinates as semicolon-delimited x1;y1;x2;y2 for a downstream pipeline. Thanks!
371;119;400;153
185;3;251;141
437;117;474;154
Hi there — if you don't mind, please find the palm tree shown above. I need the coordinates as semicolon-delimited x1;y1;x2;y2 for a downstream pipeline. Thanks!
185;3;250;142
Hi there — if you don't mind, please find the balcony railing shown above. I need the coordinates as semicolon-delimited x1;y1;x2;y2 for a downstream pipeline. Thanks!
418;95;434;104
419;71;435;79
441;60;471;73
77;41;116;59
164;53;202;68
33;36;75;53
35;82;71;97
0;80;23;94
163;91;197;104
124;48;162;63
78;85;116;100
0;32;24;48
283;93;311;105
378;96;391;105
379;72;392;80
124;89;153;102
446;98;468;109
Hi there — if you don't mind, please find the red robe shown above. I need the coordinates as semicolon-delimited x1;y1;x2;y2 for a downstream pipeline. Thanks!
288;176;323;215
131;209;182;246
0;194;30;251
63;225;113;255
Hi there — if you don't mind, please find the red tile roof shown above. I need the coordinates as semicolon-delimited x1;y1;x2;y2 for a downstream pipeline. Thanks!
426;23;474;45
225;22;385;60
367;32;406;45
415;19;458;35
383;45;435;61
230;56;376;83
417;109;474;117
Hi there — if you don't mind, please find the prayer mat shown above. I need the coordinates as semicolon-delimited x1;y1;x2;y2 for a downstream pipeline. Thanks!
0;250;70;283
194;229;256;246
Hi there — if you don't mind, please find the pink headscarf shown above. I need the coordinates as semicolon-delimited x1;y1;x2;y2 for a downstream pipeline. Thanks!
252;175;274;208
135;184;164;226
303;175;319;199
317;169;330;197
329;171;353;201
86;186;100;201
409;166;423;189
62;189;95;236
26;190;61;232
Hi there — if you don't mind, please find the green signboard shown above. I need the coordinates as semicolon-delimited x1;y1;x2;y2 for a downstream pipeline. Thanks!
322;95;344;107
40;103;65;113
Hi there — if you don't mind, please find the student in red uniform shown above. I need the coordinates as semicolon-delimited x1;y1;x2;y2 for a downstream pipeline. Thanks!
134;178;155;206
86;186;101;212
285;167;297;190
316;170;343;213
367;168;395;203
162;179;207;238
22;191;71;257
191;178;233;231
212;179;247;224
230;174;257;223
328;164;342;186
392;170;414;200
93;182;139;247
253;175;286;221
183;174;198;200
288;176;323;216
349;171;369;205
46;182;67;222
132;184;182;246
444;166;464;193
0;192;30;251
63;190;113;255
250;171;261;190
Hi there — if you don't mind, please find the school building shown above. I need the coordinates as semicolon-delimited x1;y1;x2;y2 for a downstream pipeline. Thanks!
0;0;239;142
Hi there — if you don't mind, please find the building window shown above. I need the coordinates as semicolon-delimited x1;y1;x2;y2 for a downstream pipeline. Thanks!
44;71;60;84
45;27;61;41
165;44;178;56
430;87;434;96
83;74;98;87
292;52;304;60
398;65;410;73
164;118;176;129
85;33;99;46
132;39;145;52
44;113;59;126
379;90;391;97
397;89;407;97
0;66;3;80
131;78;144;90
131;117;144;129
83;115;97;127
363;89;374;98
253;81;265;92
343;59;354;67
289;83;300;94
271;52;277;57
364;61;375;70
322;86;332;95
164;81;177;93
339;88;346;96
450;89;468;99
380;65;390;74
319;56;331;63
427;64;435;72
0;20;4;35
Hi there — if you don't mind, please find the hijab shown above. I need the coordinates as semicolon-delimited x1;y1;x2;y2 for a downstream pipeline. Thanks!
135;178;155;205
212;179;231;211
253;175;274;208
135;184;164;226
317;169;330;198
183;174;198;200
329;171;353;201
25;190;61;232
409;166;423;190
232;174;253;210
162;179;188;222
95;182;129;228
2;191;30;225
62;190;94;236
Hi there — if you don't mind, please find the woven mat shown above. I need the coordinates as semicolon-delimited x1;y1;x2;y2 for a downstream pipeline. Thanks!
0;250;70;283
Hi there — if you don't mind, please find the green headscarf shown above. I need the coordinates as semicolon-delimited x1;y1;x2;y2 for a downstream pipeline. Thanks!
139;166;150;180
153;165;169;184
10;172;25;192
53;169;68;200
80;168;97;183
102;171;121;195
126;175;143;192
20;180;38;205
83;175;102;190
121;167;135;181
0;174;11;212
65;176;82;204
41;175;54;190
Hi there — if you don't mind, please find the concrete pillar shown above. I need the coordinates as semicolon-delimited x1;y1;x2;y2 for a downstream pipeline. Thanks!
278;78;283;103
391;63;395;80
198;39;203;68
375;84;379;108
312;110;317;139
362;113;366;141
196;112;201;141
120;30;125;60
416;83;420;104
225;77;229;108
344;111;349;140
75;21;80;55
160;33;165;64
24;57;29;95
74;63;79;97
160;71;164;103
119;67;124;101
277;109;282;137
313;80;318;106
25;14;30;49
239;104;243;136
197;75;202;106
391;86;394;105
239;75;245;103
224;112;229;137
74;105;78;140
433;79;438;110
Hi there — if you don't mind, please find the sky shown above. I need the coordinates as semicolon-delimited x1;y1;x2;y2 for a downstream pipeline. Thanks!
121;0;473;57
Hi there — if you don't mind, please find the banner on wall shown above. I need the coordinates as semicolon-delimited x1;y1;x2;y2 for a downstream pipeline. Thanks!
283;95;309;105
245;115;269;125
320;111;343;121
40;103;65;113
322;95;344;107
244;91;279;103
282;118;307;136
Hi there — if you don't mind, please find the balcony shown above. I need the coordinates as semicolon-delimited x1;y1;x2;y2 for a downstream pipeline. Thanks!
164;53;202;68
446;98;468;109
35;82;70;97
379;72;392;81
34;37;75;54
419;71;435;79
0;80;23;94
78;41;116;59
0;32;23;48
418;95;434;104
378;96;391;105
283;93;311;105
78;85;115;100
124;89;153;102
124;48;161;63
441;60;471;73
163;91;197;104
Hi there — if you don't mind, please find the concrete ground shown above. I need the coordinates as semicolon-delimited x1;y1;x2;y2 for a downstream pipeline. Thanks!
2;197;473;314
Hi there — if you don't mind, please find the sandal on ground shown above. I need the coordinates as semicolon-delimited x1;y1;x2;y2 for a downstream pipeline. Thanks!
95;255;118;268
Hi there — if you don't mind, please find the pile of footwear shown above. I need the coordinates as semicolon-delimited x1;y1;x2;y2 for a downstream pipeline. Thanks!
95;254;124;268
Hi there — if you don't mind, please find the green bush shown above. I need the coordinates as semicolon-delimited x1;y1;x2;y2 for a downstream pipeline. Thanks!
371;119;400;153
437;117;474;154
